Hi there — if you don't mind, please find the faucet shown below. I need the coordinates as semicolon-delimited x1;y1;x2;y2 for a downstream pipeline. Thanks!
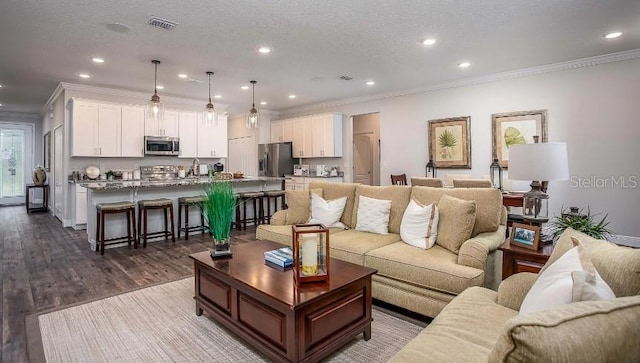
192;158;200;177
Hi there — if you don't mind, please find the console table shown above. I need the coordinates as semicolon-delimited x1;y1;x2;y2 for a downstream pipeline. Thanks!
25;184;49;214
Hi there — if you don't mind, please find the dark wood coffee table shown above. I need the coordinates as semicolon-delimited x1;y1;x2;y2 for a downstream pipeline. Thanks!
190;240;377;363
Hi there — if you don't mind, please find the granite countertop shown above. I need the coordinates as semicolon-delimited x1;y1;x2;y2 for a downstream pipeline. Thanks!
77;176;284;190
284;174;343;178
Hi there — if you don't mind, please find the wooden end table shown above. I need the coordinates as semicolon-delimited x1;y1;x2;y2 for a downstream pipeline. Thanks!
498;240;553;279
190;240;377;363
25;184;49;214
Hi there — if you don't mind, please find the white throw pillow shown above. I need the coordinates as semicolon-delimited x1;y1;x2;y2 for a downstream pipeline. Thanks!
520;238;615;314
308;193;347;228
400;199;439;249
355;195;392;235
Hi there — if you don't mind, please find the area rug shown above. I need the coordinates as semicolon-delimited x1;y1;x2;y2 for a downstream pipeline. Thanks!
30;277;424;362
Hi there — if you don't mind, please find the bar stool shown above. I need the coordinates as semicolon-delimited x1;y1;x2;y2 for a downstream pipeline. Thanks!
232;193;241;231
237;191;265;230
178;196;207;240
263;190;286;224
137;198;176;247
95;201;137;255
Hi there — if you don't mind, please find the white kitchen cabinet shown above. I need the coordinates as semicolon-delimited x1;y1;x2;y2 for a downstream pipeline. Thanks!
71;99;121;157
120;106;145;157
292;118;313;158
285;176;343;190
197;114;228;158
145;109;179;137
178;111;198;158
73;184;87;228
270;119;293;143
311;113;343;157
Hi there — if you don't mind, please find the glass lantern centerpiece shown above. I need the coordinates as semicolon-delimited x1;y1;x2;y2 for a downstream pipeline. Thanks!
292;224;330;285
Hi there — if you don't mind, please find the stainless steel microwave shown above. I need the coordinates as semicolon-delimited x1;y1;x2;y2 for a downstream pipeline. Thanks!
144;136;180;156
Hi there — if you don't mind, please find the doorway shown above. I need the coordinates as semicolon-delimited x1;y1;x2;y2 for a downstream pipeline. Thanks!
352;113;380;186
0;123;34;205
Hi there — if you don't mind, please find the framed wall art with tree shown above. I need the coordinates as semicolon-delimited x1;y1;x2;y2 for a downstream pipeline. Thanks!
492;109;547;168
428;116;471;169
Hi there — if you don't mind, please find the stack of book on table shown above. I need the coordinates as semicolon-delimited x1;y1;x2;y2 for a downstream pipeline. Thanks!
264;247;294;270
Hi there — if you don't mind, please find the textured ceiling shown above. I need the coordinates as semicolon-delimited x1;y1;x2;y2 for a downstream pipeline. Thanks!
0;0;639;114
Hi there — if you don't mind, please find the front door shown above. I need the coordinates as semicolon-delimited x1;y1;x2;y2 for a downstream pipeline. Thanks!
353;133;373;185
0;123;33;205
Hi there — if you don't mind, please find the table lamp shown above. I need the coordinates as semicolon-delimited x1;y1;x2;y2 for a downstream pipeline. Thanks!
508;142;569;224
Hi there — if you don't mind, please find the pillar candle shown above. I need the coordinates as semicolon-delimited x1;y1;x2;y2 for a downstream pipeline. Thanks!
300;234;318;276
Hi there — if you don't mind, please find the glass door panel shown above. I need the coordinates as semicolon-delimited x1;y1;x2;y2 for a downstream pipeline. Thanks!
0;126;29;205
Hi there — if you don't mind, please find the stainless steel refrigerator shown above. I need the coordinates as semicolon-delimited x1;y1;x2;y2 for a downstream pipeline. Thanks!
258;142;294;177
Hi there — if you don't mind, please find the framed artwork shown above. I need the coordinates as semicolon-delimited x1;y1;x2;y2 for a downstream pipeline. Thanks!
492;109;547;168
43;131;51;172
428;116;471;169
510;222;541;250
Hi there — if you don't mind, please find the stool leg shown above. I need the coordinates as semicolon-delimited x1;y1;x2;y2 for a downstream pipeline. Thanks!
95;209;100;253
200;206;206;235
100;212;106;255
235;204;241;231
243;200;248;231
184;204;190;240
267;197;272;224
132;209;138;249
126;209;132;247
178;202;183;239
163;208;168;241
169;205;175;243
143;208;148;248
138;205;142;244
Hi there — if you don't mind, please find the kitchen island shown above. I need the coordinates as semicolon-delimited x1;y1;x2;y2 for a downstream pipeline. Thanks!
79;176;284;251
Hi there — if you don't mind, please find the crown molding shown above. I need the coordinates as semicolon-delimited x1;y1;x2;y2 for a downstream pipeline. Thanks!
0;110;41;121
279;48;640;116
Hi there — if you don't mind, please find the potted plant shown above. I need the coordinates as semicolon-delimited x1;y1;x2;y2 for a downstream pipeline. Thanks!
549;206;613;242
200;180;236;257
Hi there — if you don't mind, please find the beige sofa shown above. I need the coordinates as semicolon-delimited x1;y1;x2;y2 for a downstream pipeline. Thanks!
256;181;506;318
390;228;640;362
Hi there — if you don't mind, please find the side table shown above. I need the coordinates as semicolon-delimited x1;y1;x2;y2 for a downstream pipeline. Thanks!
498;240;553;279
25;184;49;214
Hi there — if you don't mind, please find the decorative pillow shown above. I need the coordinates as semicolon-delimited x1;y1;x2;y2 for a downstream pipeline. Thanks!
400;199;439;249
285;189;322;225
308;193;347;228
355;195;392;235
435;194;476;254
520;237;615;314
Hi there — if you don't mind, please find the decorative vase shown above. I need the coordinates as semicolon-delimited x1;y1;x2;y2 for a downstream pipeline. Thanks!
32;165;47;186
211;237;232;258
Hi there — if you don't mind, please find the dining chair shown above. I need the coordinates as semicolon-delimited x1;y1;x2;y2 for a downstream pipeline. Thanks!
391;174;408;185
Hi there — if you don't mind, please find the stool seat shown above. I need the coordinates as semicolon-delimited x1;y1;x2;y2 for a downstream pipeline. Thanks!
179;196;206;204
265;190;285;197
138;198;173;207
97;201;135;211
240;191;264;198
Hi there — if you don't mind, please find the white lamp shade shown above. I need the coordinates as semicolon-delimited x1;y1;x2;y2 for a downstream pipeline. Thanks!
508;142;569;181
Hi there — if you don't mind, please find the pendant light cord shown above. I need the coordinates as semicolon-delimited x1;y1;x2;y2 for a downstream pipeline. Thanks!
154;62;158;93
252;81;256;108
208;73;212;103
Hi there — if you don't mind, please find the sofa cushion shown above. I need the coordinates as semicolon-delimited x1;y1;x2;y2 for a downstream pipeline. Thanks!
308;193;347;228
400;199;439;249
330;230;400;265
435;194;476;254
284;188;322;224
389;286;517;363
410;186;502;236
364;242;484;295
256;224;346;247
308;182;359;228
355;195;392;234
543;228;640;298
351;185;411;234
520;238;615;314
489;296;640;362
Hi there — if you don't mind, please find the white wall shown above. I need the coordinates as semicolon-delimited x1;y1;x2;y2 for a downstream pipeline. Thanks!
279;58;640;236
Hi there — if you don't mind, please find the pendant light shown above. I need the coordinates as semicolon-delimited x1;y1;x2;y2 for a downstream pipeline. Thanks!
246;80;259;129
146;60;165;123
204;71;217;125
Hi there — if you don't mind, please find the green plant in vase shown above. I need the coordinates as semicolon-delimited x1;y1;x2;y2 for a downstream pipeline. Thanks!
549;206;613;242
200;181;236;257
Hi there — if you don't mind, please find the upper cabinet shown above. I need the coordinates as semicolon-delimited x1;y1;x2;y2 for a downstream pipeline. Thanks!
121;106;145;157
178;111;198;158
272;113;342;158
197;114;228;158
71;99;122;157
145;109;179;137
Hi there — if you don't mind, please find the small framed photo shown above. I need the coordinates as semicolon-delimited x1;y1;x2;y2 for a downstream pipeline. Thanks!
510;223;541;250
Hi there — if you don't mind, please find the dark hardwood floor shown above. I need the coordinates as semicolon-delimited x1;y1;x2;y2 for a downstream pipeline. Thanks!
0;205;258;363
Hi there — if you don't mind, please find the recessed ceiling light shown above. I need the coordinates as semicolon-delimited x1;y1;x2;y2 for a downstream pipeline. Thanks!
156;85;164;90
106;23;130;34
178;73;188;79
214;94;222;99
458;62;471;68
241;85;249;90
0;84;3;88
603;31;622;39
78;73;91;79
288;94;296;99
258;46;271;54
92;57;105;63
0;104;3;107
422;38;437;46
260;101;267;105
365;80;375;86
223;111;228;115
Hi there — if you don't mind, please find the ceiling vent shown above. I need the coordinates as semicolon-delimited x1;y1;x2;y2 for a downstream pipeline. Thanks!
338;75;353;81
147;16;178;30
